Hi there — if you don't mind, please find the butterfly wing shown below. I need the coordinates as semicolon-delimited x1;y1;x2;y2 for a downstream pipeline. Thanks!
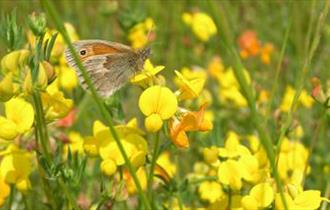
64;40;138;97
83;53;136;97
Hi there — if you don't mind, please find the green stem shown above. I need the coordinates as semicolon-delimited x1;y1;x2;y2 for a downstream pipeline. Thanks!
265;4;292;120
188;176;218;185
33;91;79;209
8;185;14;210
33;92;57;209
321;180;330;210
36;164;57;209
41;1;151;209
176;192;184;210
147;132;160;204
23;194;30;210
302;108;326;186
58;177;79;210
32;92;52;164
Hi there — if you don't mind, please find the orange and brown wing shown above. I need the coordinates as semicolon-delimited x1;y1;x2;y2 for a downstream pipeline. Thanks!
65;40;133;62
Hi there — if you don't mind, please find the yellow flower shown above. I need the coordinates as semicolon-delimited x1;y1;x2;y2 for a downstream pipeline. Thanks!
217;67;250;107
218;159;242;190
155;151;176;182
41;81;73;121
203;146;219;165
99;133;147;168
277;138;309;185
247;135;260;153
46;23;79;60
139;86;178;132
231;195;243;210
198;181;224;203
169;104;213;148
130;59;165;87
0;97;34;140
275;189;330;210
63;131;84;158
182;12;217;42
83;120;109;157
0;145;33;192
128;18;155;49
207;56;224;80
55;65;78;91
16;178;31;193
280;86;314;112
239;154;262;183
23;62;48;93
207;196;229;210
218;131;250;158
1;49;30;74
174;68;206;100
0;73;15;102
124;167;147;195
300;89;314;108
88;120;148;175
290;124;304;139
0;177;10;207
260;43;274;64
100;159;117;176
242;183;274;209
258;89;270;105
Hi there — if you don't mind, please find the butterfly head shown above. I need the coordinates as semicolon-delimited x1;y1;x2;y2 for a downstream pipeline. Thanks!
135;47;151;71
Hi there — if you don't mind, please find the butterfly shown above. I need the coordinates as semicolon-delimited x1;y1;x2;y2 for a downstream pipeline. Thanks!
64;40;150;97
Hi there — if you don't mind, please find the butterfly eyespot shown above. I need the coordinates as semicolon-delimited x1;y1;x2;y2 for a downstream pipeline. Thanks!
80;50;87;56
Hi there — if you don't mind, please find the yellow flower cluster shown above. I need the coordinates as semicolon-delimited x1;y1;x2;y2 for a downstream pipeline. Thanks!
182;12;217;42
280;85;314;112
26;23;79;91
208;57;249;108
135;60;213;148
0;145;33;192
84;119;148;176
0;22;79;206
192;129;328;210
128;18;155;49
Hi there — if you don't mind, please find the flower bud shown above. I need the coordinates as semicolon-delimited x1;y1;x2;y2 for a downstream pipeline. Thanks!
37;62;48;90
16;178;31;193
83;137;99;157
311;77;325;101
130;151;146;169
101;159;117;176
0;117;18;140
145;113;163;132
41;61;56;84
203;146;219;164
1;50;30;73
0;73;15;102
24;63;48;93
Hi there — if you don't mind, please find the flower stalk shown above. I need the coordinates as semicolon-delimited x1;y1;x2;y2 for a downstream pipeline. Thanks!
147;132;160;203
